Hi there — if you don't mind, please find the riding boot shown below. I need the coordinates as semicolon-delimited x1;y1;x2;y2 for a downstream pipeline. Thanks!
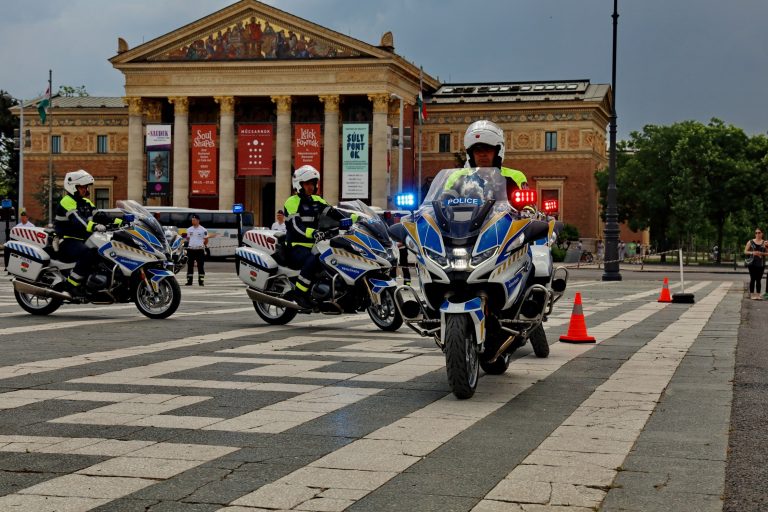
186;275;193;286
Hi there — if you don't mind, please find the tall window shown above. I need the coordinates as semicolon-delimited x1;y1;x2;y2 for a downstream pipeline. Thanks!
51;135;61;154
94;188;111;209
545;131;557;152
97;135;108;154
438;133;451;153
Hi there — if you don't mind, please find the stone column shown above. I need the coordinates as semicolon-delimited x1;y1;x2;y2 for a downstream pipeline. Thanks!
319;95;340;205
214;96;236;209
124;97;144;202
167;97;189;207
368;93;390;208
271;95;292;210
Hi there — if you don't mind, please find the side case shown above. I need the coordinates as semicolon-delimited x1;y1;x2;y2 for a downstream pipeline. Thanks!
236;246;277;290
4;241;50;280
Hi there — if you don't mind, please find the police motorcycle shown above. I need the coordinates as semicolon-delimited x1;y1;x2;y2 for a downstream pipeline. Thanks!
5;200;181;319
389;168;567;399
235;200;403;331
162;227;188;274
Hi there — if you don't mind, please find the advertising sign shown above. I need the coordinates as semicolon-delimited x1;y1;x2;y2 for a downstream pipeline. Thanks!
191;125;217;195
146;150;170;197
237;125;273;176
293;123;322;172
341;123;369;199
146;124;172;150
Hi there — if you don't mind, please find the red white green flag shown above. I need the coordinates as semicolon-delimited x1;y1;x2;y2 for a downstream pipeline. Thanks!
37;86;51;124
417;91;427;123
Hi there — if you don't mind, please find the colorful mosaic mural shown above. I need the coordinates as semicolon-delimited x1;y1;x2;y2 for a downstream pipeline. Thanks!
150;15;363;61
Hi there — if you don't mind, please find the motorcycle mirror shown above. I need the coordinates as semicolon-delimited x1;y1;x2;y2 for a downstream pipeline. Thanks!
388;223;407;243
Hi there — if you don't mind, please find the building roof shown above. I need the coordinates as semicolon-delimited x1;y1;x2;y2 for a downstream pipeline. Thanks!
428;80;610;105
17;95;125;110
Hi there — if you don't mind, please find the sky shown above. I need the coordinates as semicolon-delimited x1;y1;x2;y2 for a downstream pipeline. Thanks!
1;0;766;140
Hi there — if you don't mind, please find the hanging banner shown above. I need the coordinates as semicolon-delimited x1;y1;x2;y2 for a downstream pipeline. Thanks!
191;125;217;195
146;150;170;197
146;124;172;150
342;123;369;199
293;124;322;172
237;125;273;176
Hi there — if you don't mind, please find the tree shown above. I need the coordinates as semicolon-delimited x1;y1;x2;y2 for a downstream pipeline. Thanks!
57;85;89;97
0;91;19;202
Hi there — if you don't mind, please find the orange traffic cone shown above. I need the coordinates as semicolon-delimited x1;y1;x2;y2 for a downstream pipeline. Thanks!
559;292;596;344
658;277;672;303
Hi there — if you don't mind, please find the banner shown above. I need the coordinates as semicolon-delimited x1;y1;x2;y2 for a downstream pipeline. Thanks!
293;124;322;172
342;123;369;199
146;124;172;150
146;150;170;197
191;125;217;195
237;125;273;176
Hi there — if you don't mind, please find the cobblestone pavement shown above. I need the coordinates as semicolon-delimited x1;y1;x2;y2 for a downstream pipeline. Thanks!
0;272;748;511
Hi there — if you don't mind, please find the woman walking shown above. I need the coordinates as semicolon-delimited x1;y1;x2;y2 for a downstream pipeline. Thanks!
744;228;766;299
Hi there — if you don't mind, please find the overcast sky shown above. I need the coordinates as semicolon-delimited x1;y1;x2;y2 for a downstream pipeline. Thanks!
1;0;766;140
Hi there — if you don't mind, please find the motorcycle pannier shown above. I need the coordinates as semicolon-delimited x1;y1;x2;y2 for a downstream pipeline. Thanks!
5;241;50;280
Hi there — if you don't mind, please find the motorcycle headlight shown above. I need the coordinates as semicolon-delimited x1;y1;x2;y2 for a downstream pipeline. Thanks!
424;247;448;267
448;247;470;271
471;247;498;266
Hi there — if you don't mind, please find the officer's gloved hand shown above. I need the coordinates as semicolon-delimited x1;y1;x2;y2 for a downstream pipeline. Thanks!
339;218;353;229
94;224;107;232
313;230;329;242
205;247;211;258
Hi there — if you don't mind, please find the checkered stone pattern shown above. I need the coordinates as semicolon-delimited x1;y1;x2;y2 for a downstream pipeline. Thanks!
0;273;739;511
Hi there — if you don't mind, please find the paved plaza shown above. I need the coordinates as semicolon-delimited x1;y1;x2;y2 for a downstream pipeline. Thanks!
0;269;763;511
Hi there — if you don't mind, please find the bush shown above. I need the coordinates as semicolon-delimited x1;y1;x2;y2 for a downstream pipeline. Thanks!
552;246;566;262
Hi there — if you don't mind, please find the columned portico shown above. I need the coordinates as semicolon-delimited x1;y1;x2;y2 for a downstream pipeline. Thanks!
168;96;189;207
215;96;236;209
125;97;144;202
319;95;340;204
272;95;292;210
369;93;390;208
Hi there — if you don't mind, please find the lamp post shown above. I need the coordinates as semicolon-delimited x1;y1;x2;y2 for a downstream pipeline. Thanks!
390;93;405;195
602;0;622;281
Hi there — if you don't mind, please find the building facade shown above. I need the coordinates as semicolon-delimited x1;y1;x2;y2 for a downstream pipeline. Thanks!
15;0;610;238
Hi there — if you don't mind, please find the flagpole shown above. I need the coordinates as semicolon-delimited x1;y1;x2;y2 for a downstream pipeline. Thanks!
19;98;24;212
417;67;423;205
47;69;53;224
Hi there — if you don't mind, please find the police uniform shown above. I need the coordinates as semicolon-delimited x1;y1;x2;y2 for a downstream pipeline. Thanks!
185;218;208;286
54;192;101;290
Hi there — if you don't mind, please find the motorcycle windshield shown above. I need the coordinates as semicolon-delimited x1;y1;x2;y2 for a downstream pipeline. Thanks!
421;167;513;239
116;200;170;253
337;200;392;247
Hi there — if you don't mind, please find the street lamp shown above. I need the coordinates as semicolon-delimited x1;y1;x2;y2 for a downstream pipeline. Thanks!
602;0;622;281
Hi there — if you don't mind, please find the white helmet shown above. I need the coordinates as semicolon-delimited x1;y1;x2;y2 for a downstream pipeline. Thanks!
292;165;320;194
464;120;505;166
64;169;94;194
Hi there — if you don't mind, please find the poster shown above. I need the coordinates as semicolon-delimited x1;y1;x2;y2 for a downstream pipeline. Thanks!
237;125;273;176
341;123;369;199
293;124;322;172
191;125;217;195
146;150;170;197
146;124;172;150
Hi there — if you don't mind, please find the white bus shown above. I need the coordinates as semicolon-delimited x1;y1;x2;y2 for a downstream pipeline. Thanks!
145;207;254;258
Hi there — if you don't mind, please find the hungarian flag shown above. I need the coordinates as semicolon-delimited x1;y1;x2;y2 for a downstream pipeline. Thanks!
38;86;50;125
417;91;427;123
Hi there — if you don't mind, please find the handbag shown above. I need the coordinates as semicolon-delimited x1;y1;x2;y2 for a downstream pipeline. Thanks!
745;255;754;267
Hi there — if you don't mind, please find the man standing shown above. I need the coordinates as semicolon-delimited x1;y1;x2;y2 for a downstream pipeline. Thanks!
270;209;287;233
185;213;208;286
15;210;34;228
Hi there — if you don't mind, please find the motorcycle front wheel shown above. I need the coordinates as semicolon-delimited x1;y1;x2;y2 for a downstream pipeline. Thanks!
444;314;479;399
133;277;181;319
367;289;403;332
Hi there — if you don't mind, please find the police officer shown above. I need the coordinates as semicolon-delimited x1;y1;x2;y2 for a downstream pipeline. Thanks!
55;169;121;297
464;120;528;192
284;165;352;309
185;213;208;286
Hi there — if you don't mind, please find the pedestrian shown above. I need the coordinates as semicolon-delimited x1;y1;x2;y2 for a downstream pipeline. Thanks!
15;210;34;228
618;241;626;261
185;213;209;286
744;228;766;300
270;209;287;233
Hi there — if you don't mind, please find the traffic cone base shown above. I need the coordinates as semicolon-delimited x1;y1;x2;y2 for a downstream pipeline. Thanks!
559;292;596;344
658;277;672;303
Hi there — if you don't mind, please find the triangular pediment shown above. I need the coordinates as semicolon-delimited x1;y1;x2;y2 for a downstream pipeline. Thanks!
112;0;386;64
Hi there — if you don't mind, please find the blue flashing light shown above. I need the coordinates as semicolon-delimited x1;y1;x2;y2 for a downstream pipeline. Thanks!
1;199;12;209
395;193;416;209
123;213;135;223
232;203;244;214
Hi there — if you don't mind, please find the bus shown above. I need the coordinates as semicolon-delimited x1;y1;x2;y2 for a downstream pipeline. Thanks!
145;207;254;258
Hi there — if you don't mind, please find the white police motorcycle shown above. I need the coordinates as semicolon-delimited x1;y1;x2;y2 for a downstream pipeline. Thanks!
5;200;181;319
390;168;567;398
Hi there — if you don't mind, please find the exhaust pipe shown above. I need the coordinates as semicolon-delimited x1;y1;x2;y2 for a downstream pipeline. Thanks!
246;287;302;310
13;280;72;301
393;285;425;321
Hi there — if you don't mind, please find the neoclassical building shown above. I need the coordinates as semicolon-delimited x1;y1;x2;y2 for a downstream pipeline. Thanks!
15;0;610;238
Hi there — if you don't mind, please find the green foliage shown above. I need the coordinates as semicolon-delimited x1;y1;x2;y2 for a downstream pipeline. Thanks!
30;178;63;225
551;246;566;262
57;85;89;97
0;91;19;201
557;223;579;248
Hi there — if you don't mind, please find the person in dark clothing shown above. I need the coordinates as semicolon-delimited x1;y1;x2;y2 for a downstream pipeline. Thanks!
284;165;354;309
745;228;766;300
54;169;121;297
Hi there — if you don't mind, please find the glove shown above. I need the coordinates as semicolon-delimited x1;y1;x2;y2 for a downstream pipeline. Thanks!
339;218;353;229
313;230;329;242
94;224;107;232
205;247;211;258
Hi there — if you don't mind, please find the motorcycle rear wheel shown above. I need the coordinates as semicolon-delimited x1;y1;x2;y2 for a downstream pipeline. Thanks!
367;289;403;332
529;324;550;358
444;314;479;399
133;277;181;319
253;281;297;325
14;289;62;316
